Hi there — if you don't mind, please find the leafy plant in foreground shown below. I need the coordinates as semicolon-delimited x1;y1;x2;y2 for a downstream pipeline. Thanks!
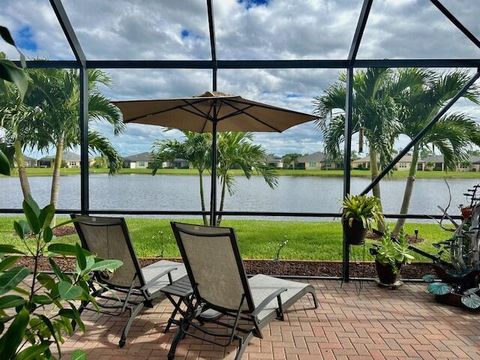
0;196;123;358
370;231;414;274
342;194;384;230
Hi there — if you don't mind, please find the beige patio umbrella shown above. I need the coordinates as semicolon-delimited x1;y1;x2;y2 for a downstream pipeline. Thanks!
113;91;317;225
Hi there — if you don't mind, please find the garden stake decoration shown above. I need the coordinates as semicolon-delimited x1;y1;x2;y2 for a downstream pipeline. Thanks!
423;184;480;310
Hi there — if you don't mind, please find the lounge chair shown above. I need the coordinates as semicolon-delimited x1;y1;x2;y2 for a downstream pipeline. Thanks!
71;215;187;347
168;222;318;360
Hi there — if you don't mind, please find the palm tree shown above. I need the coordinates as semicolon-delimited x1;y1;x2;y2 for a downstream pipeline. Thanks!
314;68;400;204
216;132;278;225
392;69;480;234
0;78;49;198
152;131;278;226
26;68;123;209
282;153;302;169
152;131;211;225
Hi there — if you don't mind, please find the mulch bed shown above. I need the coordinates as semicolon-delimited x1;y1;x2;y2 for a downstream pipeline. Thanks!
18;256;433;280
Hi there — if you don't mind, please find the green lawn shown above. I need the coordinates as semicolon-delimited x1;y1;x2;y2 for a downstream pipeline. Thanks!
0;217;450;262
3;167;478;179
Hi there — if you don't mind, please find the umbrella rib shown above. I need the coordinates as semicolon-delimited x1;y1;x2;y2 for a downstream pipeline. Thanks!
124;98;207;123
216;104;255;122
182;99;213;119
223;100;282;132
227;97;317;118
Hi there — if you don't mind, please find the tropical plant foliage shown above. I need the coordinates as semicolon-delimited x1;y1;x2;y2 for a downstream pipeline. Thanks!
152;131;278;226
0;196;123;358
0;25;28;176
342;194;384;230
370;231;414;274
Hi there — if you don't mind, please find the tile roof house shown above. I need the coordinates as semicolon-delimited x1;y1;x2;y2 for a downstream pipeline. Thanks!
297;152;339;170
38;151;81;168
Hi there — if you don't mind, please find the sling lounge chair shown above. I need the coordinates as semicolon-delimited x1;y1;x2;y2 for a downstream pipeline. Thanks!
71;215;187;347
168;222;318;360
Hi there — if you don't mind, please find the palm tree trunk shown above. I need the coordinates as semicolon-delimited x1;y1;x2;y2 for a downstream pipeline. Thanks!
216;177;227;226
393;145;420;236
50;136;64;209
198;170;208;226
14;139;31;199
369;148;385;232
369;148;381;201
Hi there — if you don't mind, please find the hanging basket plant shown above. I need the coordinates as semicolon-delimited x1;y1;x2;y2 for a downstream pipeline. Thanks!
342;194;384;245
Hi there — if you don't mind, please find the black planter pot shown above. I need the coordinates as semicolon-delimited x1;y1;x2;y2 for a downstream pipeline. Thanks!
375;260;401;286
343;218;367;245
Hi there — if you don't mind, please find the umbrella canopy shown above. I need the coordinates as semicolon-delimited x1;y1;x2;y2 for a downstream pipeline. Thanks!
113;91;317;225
114;91;316;132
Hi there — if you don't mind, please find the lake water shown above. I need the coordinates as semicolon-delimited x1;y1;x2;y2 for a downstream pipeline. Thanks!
1;174;477;218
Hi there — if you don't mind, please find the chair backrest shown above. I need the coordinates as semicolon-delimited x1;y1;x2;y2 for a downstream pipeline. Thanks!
71;215;145;289
171;222;255;313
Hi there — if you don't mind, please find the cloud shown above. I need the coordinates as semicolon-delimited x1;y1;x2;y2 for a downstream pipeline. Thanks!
2;0;479;158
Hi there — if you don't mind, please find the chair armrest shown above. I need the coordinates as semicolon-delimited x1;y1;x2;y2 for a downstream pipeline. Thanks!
141;265;177;290
251;288;287;317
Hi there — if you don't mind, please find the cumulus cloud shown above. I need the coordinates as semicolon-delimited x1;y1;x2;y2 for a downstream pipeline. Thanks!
1;0;479;157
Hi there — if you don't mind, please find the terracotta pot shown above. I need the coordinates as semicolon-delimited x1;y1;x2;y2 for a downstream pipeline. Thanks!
461;207;473;220
342;218;367;245
375;260;401;285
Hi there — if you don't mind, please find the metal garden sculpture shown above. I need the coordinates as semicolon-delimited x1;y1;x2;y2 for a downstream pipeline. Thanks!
423;184;480;309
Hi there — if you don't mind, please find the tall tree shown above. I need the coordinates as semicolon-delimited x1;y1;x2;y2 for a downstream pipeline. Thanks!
314;68;400;205
152;131;211;225
26;68;124;209
392;69;480;234
216;132;277;225
152;131;278;226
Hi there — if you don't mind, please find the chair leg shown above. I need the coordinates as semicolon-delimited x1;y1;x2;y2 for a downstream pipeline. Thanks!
235;331;254;360
309;291;319;309
119;302;144;347
167;319;186;360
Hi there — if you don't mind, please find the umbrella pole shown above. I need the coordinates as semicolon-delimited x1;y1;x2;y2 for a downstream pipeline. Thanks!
210;117;218;226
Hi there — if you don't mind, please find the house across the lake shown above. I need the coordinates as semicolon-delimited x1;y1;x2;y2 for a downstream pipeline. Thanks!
38;151;81;168
266;155;284;169
22;156;37;168
297;152;339;170
123;152;154;169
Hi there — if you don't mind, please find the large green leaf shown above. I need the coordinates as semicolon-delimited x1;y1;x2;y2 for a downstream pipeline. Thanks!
0;245;25;255
89;259;123;272
58;280;83;300
71;349;87;360
0;267;31;295
13;220;30;240
48;243;89;257
0;60;28;100
0;150;10;176
75;243;86;271
0;256;20;272
59;308;85;332
43;227;53;243
37;315;61;356
15;341;51;360
0;26;16;47
427;282;452;296
39;204;55;229
461;293;480;309
48;258;68;282
22;198;40;234
0;307;29;359
36;273;55;291
0;295;25;309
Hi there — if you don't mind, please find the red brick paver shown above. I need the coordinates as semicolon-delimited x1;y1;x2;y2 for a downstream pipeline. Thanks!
59;281;480;359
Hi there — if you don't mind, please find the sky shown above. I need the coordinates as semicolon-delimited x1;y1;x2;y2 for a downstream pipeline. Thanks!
0;0;479;158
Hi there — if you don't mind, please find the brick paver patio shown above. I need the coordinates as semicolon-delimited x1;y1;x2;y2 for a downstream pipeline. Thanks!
59;280;480;359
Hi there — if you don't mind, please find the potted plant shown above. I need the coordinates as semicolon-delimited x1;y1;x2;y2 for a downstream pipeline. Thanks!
370;231;414;287
342;194;384;245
